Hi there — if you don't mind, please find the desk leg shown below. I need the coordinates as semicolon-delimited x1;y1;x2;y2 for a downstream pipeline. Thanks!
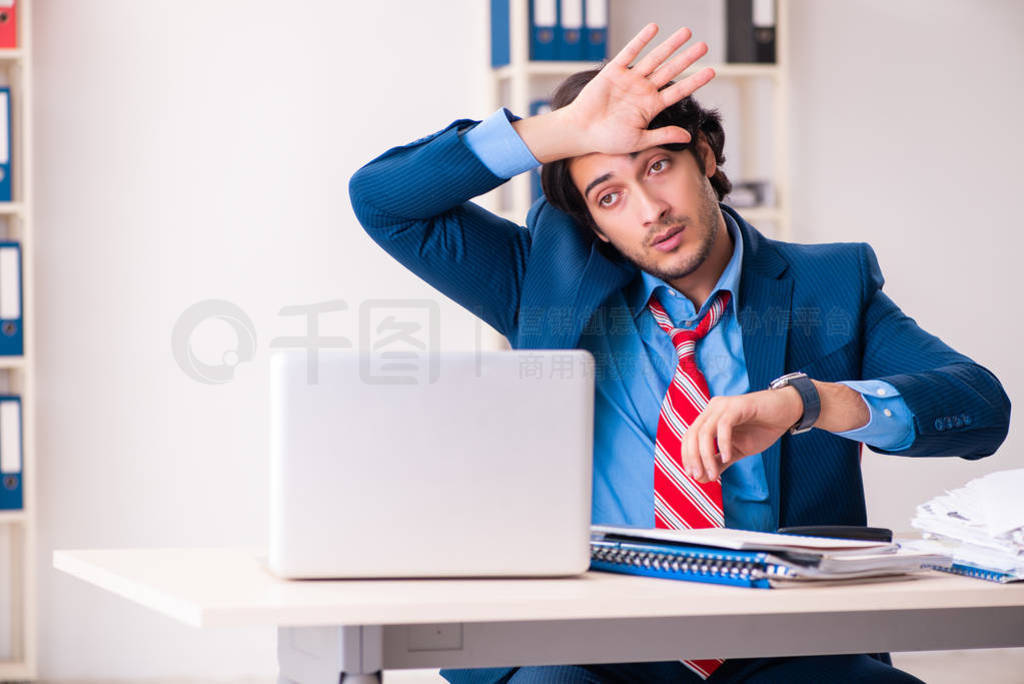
278;625;383;684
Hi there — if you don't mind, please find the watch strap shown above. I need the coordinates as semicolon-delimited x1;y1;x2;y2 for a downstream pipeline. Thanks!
786;374;820;434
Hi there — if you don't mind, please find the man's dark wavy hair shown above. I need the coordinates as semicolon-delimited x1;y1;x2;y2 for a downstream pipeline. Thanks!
540;67;732;232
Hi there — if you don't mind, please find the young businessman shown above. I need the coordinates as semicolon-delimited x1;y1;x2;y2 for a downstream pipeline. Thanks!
349;24;1010;684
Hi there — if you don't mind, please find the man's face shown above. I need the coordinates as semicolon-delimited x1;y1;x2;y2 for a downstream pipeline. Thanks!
568;144;722;283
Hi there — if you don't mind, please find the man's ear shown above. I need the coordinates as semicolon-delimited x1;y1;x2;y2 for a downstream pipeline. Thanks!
696;135;717;179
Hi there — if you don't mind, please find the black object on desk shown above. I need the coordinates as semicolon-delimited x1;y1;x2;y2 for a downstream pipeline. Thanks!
777;525;893;543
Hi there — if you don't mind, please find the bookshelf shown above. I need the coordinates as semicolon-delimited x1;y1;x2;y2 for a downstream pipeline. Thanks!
481;0;790;350
0;0;33;680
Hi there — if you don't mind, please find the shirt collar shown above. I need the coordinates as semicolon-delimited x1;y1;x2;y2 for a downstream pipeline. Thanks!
628;209;744;322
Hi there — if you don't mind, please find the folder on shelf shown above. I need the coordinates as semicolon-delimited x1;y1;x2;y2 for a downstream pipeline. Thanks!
557;0;583;61
0;1;15;50
529;100;552;202
590;525;951;588
0;86;10;202
0;395;22;510
0;242;22;356
726;0;776;64
583;0;608;62
530;0;558;61
490;0;511;68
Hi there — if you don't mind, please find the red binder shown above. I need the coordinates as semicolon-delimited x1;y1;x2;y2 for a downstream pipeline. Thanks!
0;2;16;50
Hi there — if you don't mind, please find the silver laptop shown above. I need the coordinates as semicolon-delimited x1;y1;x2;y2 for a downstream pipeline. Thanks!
268;349;594;579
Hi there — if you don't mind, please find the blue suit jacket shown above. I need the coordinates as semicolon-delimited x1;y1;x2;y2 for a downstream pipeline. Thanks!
349;117;1011;684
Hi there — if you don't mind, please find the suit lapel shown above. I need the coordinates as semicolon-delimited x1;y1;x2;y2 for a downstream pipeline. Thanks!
554;241;635;349
731;208;792;530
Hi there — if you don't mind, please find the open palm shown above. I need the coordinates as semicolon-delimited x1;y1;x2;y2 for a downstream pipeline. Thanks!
565;24;716;155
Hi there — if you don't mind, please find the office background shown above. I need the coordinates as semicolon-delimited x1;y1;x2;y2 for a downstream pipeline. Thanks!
8;0;1020;681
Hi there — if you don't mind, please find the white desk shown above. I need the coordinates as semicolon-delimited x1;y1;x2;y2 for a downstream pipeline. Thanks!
54;547;1024;684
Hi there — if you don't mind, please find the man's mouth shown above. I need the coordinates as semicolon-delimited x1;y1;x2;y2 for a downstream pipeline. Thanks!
651;225;685;252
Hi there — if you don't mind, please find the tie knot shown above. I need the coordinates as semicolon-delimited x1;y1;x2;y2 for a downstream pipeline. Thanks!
648;290;731;359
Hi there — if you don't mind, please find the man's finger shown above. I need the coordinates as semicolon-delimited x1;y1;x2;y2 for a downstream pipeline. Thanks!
649;41;708;89
659;67;716;108
698;421;720;483
638;126;692;150
609;23;658;69
681;422;702;480
717;414;735;465
633;26;693;77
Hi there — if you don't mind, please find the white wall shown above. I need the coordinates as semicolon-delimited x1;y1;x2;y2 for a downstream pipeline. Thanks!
34;0;488;679
786;0;1023;528
30;0;1023;680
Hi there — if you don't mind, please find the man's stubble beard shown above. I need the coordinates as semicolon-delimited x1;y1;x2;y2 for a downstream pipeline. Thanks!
620;179;722;283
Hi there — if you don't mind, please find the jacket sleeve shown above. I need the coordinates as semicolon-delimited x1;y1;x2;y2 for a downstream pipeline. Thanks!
348;119;531;340
858;243;1010;459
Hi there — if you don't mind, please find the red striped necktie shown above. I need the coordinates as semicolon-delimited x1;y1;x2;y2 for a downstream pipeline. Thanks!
648;289;732;680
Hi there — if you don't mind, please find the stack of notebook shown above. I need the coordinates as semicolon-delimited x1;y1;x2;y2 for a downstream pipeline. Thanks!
590;525;951;589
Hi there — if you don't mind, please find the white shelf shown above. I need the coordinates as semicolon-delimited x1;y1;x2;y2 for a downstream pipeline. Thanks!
0;660;32;679
728;205;781;224
0;355;25;369
2;0;34;679
495;61;778;81
0;509;25;524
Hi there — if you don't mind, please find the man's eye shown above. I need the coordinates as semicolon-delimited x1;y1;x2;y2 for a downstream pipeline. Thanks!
598;192;619;207
649;159;668;174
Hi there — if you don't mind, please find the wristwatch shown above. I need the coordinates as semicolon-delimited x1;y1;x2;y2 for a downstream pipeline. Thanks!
769;372;820;435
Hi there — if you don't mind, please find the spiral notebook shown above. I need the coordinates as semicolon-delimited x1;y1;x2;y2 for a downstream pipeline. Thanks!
590;526;950;588
591;537;777;588
933;562;1023;584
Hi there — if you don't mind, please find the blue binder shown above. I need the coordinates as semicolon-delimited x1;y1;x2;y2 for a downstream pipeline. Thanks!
530;0;558;60
0;86;10;202
0;394;22;510
591;537;774;588
490;0;510;67
0;241;22;356
932;562;1023;584
529;100;552;202
557;0;584;61
584;0;608;62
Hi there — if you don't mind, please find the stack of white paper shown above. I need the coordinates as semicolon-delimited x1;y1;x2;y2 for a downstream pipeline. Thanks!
909;468;1024;581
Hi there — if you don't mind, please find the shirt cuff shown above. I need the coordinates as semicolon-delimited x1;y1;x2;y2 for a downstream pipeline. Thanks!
832;380;915;452
462;108;540;179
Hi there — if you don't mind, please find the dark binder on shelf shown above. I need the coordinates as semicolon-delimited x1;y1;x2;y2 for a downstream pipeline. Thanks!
583;0;608;62
726;0;776;64
0;1;15;50
530;0;558;61
491;0;511;67
0;86;10;202
0;394;22;510
0;241;21;355
557;0;583;61
529;100;552;202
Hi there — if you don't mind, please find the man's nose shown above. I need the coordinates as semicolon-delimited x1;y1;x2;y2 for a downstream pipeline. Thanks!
637;187;671;226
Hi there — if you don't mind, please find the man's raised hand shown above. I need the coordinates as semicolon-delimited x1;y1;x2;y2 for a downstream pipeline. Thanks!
512;24;715;164
561;23;716;156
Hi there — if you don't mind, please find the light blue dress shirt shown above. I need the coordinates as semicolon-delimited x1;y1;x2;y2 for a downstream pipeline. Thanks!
464;108;915;530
